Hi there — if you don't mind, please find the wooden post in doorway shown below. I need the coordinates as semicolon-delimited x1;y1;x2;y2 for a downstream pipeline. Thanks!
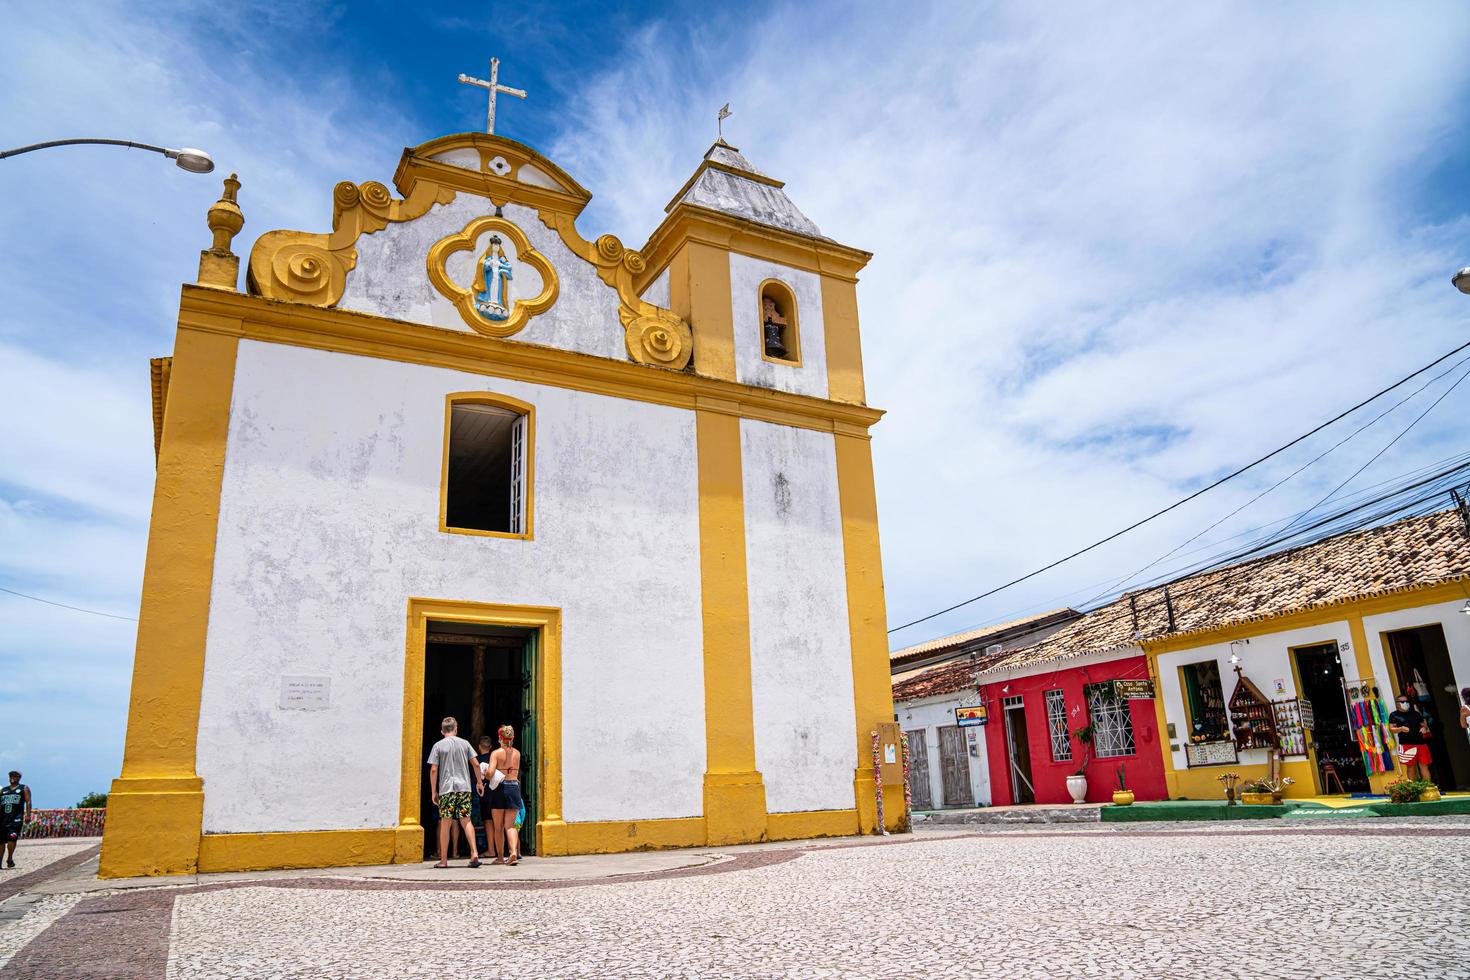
472;644;486;740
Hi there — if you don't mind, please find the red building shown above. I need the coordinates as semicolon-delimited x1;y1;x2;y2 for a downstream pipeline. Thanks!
977;653;1168;807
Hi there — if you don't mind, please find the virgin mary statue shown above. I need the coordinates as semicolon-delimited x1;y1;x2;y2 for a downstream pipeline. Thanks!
474;235;514;321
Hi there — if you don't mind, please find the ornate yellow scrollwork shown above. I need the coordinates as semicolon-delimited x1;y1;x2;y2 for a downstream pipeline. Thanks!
538;213;694;371
426;216;559;337
248;180;456;306
625;312;692;369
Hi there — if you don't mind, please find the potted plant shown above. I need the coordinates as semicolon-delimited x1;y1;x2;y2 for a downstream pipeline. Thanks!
1111;763;1134;806
1066;723;1095;803
1240;779;1274;805
1386;778;1436;804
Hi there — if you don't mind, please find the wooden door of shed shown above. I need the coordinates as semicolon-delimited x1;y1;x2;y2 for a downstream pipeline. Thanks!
905;729;932;810
938;724;973;807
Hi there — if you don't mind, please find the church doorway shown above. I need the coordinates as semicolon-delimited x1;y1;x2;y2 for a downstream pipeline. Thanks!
420;621;538;857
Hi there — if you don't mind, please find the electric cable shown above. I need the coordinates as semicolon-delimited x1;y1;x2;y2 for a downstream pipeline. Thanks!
0;585;138;622
888;335;1470;635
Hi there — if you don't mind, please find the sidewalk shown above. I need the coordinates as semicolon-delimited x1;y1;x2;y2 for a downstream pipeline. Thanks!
913;802;1104;825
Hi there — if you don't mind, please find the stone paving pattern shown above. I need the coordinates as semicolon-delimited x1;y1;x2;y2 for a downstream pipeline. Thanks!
1;822;1467;977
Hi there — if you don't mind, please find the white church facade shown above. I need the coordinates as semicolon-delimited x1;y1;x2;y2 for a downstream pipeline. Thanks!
100;126;902;876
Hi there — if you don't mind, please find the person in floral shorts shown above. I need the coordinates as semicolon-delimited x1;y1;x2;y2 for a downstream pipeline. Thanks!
427;717;483;868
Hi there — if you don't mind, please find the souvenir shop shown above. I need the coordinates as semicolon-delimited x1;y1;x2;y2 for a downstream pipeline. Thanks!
1156;621;1407;799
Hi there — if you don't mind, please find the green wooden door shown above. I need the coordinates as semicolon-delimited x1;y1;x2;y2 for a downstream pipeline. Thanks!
520;630;537;854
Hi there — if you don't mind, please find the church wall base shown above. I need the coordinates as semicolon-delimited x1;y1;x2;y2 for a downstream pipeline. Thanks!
702;771;769;846
98;776;204;878
766;808;859;841
198;828;398;873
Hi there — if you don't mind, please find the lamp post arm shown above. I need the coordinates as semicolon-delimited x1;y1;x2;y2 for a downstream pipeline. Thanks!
0;138;174;160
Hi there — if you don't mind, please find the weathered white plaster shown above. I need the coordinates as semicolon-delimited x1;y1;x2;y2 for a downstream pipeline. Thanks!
740;419;855;813
429;148;482;171
1155;622;1351;772
898;695;990;808
1363;599;1470;704
517;163;559;189
729;253;828;399
337;199;627;361
641;267;670;310
196;340;707;832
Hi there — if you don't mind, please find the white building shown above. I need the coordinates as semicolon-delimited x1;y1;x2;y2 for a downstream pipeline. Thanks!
101;131;905;878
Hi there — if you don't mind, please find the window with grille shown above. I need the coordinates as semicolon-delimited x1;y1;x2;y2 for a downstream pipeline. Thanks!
443;395;534;537
1045;689;1072;761
1087;683;1135;758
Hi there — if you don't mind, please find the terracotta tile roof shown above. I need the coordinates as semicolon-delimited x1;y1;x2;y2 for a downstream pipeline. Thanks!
892;649;1011;701
888;608;1077;663
895;508;1470;699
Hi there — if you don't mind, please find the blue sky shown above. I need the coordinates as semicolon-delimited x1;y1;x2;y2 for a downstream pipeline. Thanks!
3;2;1470;808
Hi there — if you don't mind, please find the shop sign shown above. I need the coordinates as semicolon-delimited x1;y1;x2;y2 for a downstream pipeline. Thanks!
955;704;988;727
1113;679;1156;700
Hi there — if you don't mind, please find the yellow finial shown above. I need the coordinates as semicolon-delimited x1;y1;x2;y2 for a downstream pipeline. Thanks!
197;172;244;290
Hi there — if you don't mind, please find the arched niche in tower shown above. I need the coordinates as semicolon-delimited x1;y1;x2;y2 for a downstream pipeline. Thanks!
758;278;801;366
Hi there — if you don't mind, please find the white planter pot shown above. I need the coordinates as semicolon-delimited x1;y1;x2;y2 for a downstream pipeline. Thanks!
1066;774;1088;804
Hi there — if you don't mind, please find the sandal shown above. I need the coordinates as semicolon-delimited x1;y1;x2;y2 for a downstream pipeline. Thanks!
506;855;519;866
468;858;481;868
433;862;450;869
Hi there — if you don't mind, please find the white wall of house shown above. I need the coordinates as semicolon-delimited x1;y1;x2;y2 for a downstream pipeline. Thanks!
1363;598;1470;703
195;339;709;833
1155;621;1353;772
897;695;991;809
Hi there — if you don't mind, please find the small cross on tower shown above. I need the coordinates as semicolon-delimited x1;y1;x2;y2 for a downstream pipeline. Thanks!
458;57;527;136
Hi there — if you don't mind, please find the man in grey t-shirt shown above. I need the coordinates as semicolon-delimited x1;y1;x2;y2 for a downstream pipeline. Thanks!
427;716;483;868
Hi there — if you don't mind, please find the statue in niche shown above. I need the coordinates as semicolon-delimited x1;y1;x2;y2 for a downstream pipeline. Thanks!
762;293;788;358
474;234;514;322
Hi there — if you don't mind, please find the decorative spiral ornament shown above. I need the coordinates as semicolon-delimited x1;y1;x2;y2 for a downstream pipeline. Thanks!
595;234;624;263
622;250;646;275
269;240;344;306
626;313;692;370
360;181;393;213
333;181;360;210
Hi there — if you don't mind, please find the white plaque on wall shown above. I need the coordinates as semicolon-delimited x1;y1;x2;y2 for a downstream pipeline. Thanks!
279;675;331;710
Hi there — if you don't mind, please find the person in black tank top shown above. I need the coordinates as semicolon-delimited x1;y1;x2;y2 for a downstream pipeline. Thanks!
2;771;31;868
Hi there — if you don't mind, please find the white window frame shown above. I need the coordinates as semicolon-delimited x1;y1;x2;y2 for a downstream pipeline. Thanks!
1045;689;1072;762
1088;683;1136;759
508;413;527;534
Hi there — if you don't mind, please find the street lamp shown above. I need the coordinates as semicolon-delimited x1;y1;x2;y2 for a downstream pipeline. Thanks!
0;138;214;173
1454;267;1470;295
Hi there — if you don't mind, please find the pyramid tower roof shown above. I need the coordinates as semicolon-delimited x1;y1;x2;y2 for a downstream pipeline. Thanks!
663;140;824;240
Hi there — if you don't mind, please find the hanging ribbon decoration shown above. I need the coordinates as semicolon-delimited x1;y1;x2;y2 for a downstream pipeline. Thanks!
899;731;914;833
871;729;887;835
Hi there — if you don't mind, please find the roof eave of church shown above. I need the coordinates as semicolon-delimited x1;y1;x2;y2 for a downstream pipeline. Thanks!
639;202;872;289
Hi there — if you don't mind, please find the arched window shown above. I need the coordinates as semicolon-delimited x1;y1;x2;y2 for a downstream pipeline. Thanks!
759;279;801;365
441;392;535;538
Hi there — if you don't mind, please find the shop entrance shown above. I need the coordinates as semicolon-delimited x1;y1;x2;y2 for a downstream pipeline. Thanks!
1385;625;1470;790
1292;642;1368;793
420;621;538;857
1003;696;1035;805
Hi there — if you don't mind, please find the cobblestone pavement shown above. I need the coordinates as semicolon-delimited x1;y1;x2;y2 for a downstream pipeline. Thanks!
3;822;1469;978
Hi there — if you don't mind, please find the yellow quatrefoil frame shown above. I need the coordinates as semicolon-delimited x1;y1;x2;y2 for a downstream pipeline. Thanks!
427;215;559;337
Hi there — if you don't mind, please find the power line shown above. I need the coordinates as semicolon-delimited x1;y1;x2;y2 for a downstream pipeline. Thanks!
1080;353;1470;606
0;585;138;622
888;336;1470;635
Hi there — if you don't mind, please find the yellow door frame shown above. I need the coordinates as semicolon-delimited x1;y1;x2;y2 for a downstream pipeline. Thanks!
399;597;564;862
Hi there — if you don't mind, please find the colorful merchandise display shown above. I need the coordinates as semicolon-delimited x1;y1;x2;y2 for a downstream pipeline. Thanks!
22;808;106;839
1270;699;1307;756
1343;679;1397;776
899;731;914;833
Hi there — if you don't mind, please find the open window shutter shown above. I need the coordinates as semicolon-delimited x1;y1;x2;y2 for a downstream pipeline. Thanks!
509;413;526;534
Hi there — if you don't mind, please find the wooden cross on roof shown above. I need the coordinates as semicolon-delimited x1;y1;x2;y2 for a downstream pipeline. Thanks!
458;57;527;136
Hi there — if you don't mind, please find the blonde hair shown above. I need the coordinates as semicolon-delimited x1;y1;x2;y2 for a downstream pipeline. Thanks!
498;724;515;744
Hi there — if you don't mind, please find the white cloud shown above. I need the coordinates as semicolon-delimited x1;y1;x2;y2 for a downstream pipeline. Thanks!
552;3;1470;643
